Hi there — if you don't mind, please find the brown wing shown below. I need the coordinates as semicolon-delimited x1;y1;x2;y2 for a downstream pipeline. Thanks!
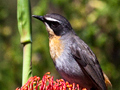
70;36;107;90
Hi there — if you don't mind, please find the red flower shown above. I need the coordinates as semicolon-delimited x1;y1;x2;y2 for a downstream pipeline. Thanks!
16;72;87;90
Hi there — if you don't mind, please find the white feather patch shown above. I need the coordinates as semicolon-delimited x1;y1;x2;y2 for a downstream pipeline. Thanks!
45;17;60;22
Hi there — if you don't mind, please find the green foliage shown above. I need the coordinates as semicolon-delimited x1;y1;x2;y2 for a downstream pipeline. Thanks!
0;0;120;90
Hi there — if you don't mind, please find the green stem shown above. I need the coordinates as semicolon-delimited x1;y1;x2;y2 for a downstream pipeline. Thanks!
17;0;32;85
22;43;32;85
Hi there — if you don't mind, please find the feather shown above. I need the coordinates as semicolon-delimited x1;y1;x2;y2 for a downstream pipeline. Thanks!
70;35;107;90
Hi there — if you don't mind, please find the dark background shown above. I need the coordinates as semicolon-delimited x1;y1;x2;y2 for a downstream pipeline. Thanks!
0;0;120;90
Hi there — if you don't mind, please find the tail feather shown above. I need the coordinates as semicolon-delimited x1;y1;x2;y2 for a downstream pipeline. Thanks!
103;72;112;90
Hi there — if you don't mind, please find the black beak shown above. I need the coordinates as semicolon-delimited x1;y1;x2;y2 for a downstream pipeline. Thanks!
32;15;44;22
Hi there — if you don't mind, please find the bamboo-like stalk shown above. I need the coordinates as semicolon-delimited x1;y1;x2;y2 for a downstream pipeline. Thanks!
17;0;32;85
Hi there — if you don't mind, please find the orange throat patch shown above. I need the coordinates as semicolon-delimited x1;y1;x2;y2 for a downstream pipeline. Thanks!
49;35;64;61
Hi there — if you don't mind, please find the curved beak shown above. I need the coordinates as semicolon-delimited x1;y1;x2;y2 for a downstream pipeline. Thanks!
32;15;45;22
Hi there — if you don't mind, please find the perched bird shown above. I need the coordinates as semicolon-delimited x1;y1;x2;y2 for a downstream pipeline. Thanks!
32;13;111;90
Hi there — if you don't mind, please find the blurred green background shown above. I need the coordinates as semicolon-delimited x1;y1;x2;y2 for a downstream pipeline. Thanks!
0;0;120;90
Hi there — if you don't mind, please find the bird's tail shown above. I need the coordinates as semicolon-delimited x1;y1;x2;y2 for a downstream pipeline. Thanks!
103;72;112;90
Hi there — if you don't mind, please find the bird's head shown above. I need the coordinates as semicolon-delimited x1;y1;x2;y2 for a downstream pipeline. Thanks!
32;13;73;36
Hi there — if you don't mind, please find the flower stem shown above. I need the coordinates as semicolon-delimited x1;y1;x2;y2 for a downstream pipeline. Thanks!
17;0;32;85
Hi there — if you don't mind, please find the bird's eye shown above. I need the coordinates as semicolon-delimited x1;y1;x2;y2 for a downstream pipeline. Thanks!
46;21;60;29
51;21;60;28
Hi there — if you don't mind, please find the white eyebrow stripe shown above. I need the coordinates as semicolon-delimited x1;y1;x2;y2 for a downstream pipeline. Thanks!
45;17;60;22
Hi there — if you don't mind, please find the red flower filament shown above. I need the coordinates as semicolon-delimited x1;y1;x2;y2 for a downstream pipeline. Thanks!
16;72;87;90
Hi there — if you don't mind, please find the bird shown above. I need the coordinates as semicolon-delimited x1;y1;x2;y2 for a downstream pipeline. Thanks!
32;13;112;90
